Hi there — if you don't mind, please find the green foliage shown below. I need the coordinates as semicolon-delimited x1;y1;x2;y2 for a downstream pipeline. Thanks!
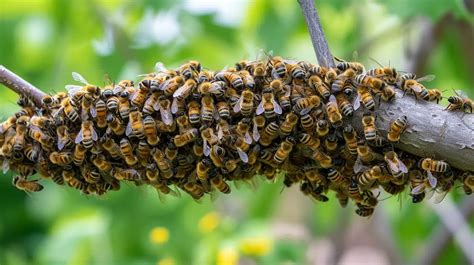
0;0;472;264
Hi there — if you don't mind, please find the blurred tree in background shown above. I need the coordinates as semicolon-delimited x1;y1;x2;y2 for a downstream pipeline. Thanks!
0;0;473;264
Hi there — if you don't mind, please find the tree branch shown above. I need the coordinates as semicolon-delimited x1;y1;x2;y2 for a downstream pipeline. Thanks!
0;65;46;108
297;0;335;67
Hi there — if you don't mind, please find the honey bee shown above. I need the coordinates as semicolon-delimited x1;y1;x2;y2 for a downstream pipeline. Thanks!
23;143;40;162
300;182;329;202
379;85;396;102
198;70;215;83
336;59;365;74
308;75;331;100
49;151;73;166
28;126;54;150
358;166;380;190
151;148;174;179
332;69;356;93
120;138;138;166
13;116;28;152
196;158;212;181
118;91;131;120
160;75;185;96
211;174;231;194
426;89;443;103
446;90;473;113
201;95;216;123
279;112;298;137
298;133;320;151
342;124;358;156
75;121;98;149
259;121;279;146
179;60;201;79
327;168;347;187
239;70;256;89
324;134;338;153
293;95;321;115
215;71;243;90
143;92;160;115
355;204;374;217
366;66;398;85
354;142;375;173
381;181;405;195
362;112;377;141
210;145;226;168
233;90;254;116
300;113;316;132
94;99;107;128
12;176;43;192
356;86;375;111
326;95;343;127
126;111;145;139
173;79;197;103
60;99;79;122
402;79;429;100
256;88;283;120
91;154;113;173
114;168;141;181
80;93;96;121
0;117;17;134
384;151;408;179
312;149;332;168
142;116;159;145
461;172;474;195
73;144;87;165
158;98;174;126
174;128;198;147
315;120;329;137
387;115;408;142
273;137;295;164
419;158;449;173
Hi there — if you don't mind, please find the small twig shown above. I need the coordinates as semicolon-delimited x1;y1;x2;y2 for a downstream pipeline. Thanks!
0;65;46;108
420;198;474;265
297;0;335;67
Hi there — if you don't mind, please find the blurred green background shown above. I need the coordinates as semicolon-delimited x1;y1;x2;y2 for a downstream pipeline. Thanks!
1;0;473;265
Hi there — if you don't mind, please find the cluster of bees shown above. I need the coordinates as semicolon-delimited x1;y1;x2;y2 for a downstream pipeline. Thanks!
0;56;473;217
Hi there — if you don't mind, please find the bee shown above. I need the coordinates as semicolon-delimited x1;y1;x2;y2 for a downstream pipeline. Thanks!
384;151;408;179
461;172;474;195
355;74;384;91
201;95;216;123
23;143;41;162
137;140;152;165
80;93;96;120
298;133;320;151
356;86;375;110
138;78;160;92
239;70;256;89
316;120;329;137
179;60;201;79
60;99;79;122
342;124;358;156
120;138;138;166
55;125;72;151
300;182;329;202
358;166;380;190
143;116;159;145
327;168;347;187
256;88;283;120
335;93;354;117
267;56;287;79
233;90;254;116
13;116;28;152
184;100;200;125
173;79;196;102
91;154;113;173
336;59;365;74
362;112;377;141
0;116;17;134
49;151;73;166
332;69;356;93
425;89;443;104
159;76;185;96
151;148;174;179
210;174;231;194
215;71;243;89
28;127;54;150
335;189;349;208
72;144;87;165
105;92;119;113
312;149;332;168
247;144;261;166
163;142;178;161
355;204;374;217
354;142;375;173
326;95;343;127
381;181;405;195
446;90;473;113
324;68;337;84
419;158;449;173
307;75;329;100
125;111;145;139
75;121;98;149
380;85;396;102
174;128;198;147
192;138;204;157
210;145;226;168
12;176;43;192
300;113;316;132
279;112;298;137
114;168;141;181
259;121;279;146
273;137;295;164
106;114;125;135
366;66;398;85
387;115;408;142
143;92;160;115
402;80;429;100
347;179;364;202
158;98;174;126
198;70;215;83
118;91;131;120
196;158;212;181
293;95;321;115
324;134;338;153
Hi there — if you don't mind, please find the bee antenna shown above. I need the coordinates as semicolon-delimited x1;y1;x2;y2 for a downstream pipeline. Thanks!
369;57;384;68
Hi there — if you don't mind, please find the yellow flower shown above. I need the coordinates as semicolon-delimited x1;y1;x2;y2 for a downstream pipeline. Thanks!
216;247;239;265
198;212;220;233
239;237;272;257
157;257;175;265
150;227;169;244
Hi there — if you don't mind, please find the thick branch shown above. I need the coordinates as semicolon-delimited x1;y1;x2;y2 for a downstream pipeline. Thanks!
0;65;46;108
297;0;335;67
352;91;474;172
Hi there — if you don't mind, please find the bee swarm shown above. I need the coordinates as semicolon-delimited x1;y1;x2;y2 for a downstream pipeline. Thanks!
1;58;473;217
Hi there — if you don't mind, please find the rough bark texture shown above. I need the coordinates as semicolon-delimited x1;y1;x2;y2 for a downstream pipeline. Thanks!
297;0;335;68
352;91;474;171
0;65;47;108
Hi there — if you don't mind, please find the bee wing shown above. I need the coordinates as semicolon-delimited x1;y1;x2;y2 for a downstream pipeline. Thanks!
217;125;224;141
75;127;84;144
57;136;67;151
81;108;89;121
284;86;291;97
416;74;435;83
411;184;425;195
126;120;133;136
203;139;211;157
256;100;265;115
354;156;368;173
398;159;408;173
91;126;98;141
3;158;10;174
154;62;167;72
386;159;400;174
72;72;88;84
171;98;179;114
252;124;260;142
425;188;435;200
160;109;173;126
244;132;252;144
300;108;312;116
158;79;172;91
173;84;190;98
411;84;423;93
427;171;437;188
433;190;449;204
65;85;83;96
233;96;242;113
352;93;361;110
153;99;161;112
273;100;282;114
454;89;468;98
271;69;281;79
237;148;249;163
329;94;337;104
90;105;97;118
